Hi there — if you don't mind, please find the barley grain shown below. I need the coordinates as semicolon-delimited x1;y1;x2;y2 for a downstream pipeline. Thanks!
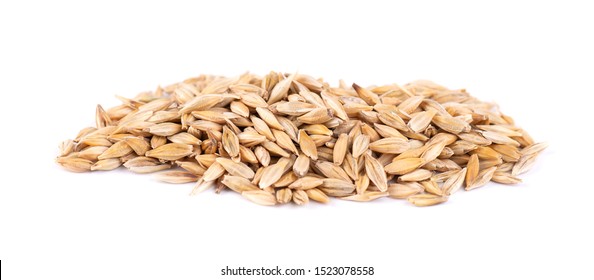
57;72;544;207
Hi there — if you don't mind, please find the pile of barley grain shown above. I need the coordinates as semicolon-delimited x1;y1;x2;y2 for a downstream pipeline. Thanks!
56;72;546;206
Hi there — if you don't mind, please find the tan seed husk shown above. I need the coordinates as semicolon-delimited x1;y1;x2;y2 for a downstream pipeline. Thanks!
298;130;318;160
343;153;359;180
268;73;295;105
261;140;291;157
520;142;548;156
122;156;158;168
407;194;448;207
319;179;356;197
398;169;433;182
459;132;492;146
256;107;284;131
408;110;436;133
145;143;193;161
491;144;521;163
419;180;443;196
95;104;113;128
388;182;423;199
420;142;446;163
240;92;268;108
297;108;333;124
378;111;409;131
355;173;370;195
254;146;271;166
465;154;480;187
275;101;317;116
302;124;333;136
293;153;310;177
466;166;497;191
155;171;199;184
90;158;122;171
321;91;349;121
176;160;206;175
369;138;410;154
385;158;425;175
482;131;521;147
273;171;298;187
272;129;299;155
288;176;324;190
398;95;424;114
56;157;93;173
373;124;407;140
352;134;370;158
128;164;171;174
215;158;255;179
512;153;538;176
221;175;259;193
276;188;293;204
230;101;250;118
124;137;152;155
195;154;217;168
443;167;468;196
299;90;326;108
292;190;309;205
250;116;275;141
306;188;330;203
202;162;226;182
189;179;215;195
491;172;522;184
315;161;351;182
59;139;75;157
178;94;225;114
341;192;388;202
352;83;380;106
78;146;109;161
238;145;258;164
98;141;133;160
310;134;332;147
144;123;182;136
333;133;348;165
277;116;299;141
364;154;388;192
222;126;240;158
258;161;288;189
242;190;277;206
432;115;470;134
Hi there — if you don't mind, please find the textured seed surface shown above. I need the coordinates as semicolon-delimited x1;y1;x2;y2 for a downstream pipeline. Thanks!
57;72;544;207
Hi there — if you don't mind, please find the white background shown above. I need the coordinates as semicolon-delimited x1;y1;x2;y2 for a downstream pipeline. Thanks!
1;1;592;279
